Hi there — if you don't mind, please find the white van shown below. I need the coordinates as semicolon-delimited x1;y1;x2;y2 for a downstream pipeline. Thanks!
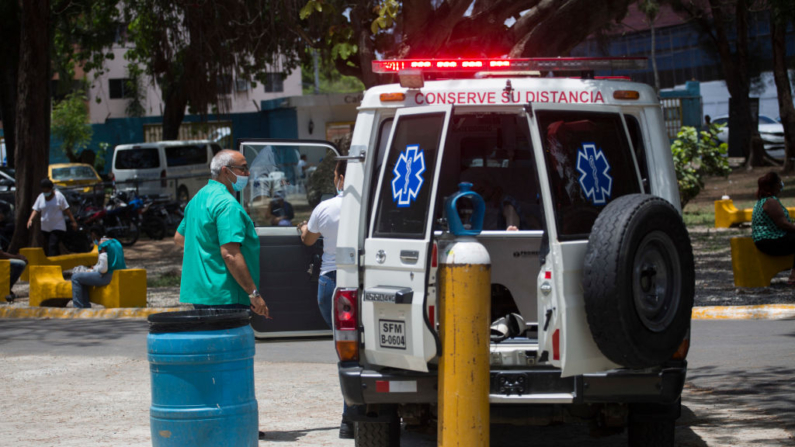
111;140;223;202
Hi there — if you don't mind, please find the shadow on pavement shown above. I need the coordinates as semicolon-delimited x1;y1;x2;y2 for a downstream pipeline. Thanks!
258;426;338;442
0;318;148;350
685;364;795;445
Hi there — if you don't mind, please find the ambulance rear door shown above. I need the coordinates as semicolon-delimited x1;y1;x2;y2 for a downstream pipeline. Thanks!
528;103;643;376
361;105;453;372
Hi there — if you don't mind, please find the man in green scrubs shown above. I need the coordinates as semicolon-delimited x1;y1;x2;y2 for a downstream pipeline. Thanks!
174;150;270;317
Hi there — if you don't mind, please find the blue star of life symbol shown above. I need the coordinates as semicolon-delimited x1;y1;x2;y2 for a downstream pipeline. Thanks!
391;144;426;208
576;143;613;206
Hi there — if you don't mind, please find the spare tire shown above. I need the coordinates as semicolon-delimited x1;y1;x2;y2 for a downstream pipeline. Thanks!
583;194;694;369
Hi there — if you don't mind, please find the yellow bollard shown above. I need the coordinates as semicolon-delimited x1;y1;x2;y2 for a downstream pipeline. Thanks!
438;238;491;447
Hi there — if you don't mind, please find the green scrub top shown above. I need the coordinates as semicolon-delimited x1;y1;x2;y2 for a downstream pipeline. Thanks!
177;180;260;306
99;238;126;273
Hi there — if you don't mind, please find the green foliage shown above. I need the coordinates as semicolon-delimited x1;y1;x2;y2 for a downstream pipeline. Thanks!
51;0;121;86
302;51;365;94
123;0;304;119
125;65;146;118
671;124;731;207
51;92;93;161
95;142;109;174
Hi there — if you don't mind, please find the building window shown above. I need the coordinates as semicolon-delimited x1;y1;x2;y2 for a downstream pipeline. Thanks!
264;73;284;93
109;78;133;99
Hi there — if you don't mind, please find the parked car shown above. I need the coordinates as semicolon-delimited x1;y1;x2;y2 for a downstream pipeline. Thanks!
712;114;785;151
49;163;103;193
111;140;223;203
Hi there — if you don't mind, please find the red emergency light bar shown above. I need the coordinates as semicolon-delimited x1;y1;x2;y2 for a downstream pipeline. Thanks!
372;57;647;74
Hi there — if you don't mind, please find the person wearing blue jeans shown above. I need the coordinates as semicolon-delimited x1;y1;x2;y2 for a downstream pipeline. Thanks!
0;250;28;302
71;226;127;309
299;160;354;439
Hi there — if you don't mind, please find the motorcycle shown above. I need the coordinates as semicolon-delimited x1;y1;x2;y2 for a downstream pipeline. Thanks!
141;195;184;240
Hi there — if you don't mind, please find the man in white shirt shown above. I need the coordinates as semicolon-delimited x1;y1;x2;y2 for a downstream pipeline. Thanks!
298;160;352;438
27;178;78;256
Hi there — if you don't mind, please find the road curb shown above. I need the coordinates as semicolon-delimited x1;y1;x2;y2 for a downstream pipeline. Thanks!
2;304;794;320
0;307;184;319
692;304;795;320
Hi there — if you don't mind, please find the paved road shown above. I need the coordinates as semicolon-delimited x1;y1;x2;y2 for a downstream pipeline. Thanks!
1;318;794;446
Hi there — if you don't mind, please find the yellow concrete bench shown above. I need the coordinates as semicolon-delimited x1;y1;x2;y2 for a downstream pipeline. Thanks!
20;246;99;282
715;198;795;228
28;265;147;308
730;237;794;287
0;260;9;303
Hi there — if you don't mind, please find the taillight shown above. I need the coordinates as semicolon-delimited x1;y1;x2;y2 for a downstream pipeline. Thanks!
334;288;358;331
671;332;690;361
333;288;359;362
160;169;167;188
108;172;115;182
431;242;438;268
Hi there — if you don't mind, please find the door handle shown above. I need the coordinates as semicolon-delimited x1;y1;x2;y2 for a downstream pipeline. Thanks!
400;250;420;264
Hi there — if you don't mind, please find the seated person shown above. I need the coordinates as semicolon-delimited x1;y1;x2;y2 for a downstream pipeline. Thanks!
752;172;795;285
461;168;541;231
268;192;294;227
0;248;27;303
70;226;127;308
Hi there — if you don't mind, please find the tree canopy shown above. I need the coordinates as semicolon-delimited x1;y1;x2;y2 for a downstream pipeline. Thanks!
122;0;307;139
298;0;635;87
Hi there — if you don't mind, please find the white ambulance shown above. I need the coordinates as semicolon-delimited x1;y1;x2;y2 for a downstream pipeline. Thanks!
238;58;694;446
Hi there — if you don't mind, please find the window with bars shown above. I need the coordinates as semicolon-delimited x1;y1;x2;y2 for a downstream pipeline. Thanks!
264;73;284;93
109;78;133;99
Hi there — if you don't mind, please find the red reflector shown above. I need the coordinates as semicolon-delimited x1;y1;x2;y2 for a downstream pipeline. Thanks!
334;288;359;331
552;329;560;361
544;271;552;280
431;243;438;268
376;381;389;393
428;305;435;326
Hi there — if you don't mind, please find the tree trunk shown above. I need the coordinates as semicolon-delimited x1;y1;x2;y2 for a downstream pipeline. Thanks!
10;0;50;253
161;79;187;141
707;0;766;167
352;0;379;88
650;19;659;92
0;0;21;168
770;13;795;173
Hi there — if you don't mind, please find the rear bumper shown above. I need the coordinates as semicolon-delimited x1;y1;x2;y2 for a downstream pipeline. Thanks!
339;361;686;407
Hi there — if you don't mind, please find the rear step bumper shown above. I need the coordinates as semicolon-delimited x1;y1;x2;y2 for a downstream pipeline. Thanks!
339;361;686;406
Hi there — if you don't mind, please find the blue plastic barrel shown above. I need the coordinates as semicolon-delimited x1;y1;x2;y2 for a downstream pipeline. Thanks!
148;310;258;447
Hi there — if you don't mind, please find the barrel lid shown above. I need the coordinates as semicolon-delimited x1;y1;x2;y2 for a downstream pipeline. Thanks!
148;309;251;333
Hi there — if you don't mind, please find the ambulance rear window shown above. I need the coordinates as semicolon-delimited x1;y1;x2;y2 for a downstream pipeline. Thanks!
538;110;641;240
373;113;446;239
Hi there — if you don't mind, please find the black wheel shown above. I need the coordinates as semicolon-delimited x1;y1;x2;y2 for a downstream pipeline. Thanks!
354;420;400;447
583;194;694;368
143;216;167;240
115;219;140;247
177;186;189;205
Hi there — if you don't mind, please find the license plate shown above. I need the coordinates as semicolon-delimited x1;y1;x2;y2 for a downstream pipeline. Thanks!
379;319;407;350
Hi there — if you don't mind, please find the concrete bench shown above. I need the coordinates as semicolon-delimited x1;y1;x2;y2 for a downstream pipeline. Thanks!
730;237;794;287
20;246;99;282
715;198;795;228
29;265;147;308
0;260;10;303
